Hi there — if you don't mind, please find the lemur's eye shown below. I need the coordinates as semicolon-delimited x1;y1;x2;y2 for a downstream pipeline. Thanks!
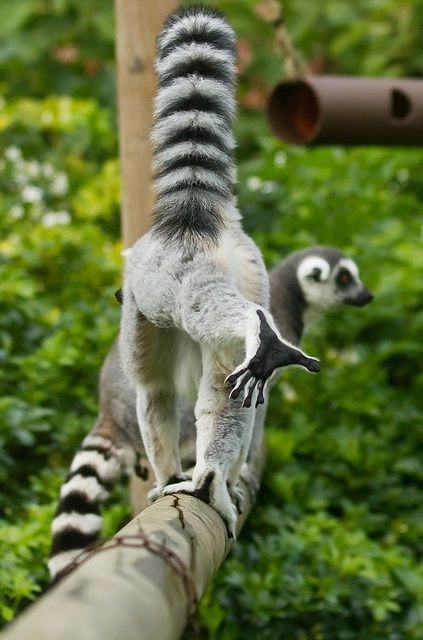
337;269;352;287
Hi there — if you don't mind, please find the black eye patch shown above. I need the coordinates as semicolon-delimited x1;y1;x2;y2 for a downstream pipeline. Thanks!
307;267;322;282
336;268;353;287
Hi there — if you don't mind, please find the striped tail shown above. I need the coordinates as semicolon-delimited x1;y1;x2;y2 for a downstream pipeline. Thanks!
48;433;135;582
151;5;238;245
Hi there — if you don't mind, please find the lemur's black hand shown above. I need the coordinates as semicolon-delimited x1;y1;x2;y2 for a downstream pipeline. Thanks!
227;310;320;408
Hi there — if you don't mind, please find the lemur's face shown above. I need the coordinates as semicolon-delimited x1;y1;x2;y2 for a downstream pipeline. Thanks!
297;255;373;310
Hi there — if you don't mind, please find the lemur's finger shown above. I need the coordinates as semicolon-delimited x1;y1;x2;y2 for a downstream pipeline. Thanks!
242;378;258;408
226;367;248;387
255;379;266;407
273;340;321;374
229;371;252;400
295;352;321;373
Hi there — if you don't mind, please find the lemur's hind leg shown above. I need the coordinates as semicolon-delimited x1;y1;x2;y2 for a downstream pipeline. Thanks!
122;315;188;502
136;380;189;503
164;345;255;537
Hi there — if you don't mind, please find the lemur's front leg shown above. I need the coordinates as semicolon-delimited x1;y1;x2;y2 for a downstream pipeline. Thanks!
227;309;320;408
163;345;254;538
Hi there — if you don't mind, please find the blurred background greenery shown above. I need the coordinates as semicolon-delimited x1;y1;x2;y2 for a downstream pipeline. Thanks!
0;1;422;638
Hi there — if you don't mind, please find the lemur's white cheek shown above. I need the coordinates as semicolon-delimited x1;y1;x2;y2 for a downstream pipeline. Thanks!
302;281;340;310
300;280;319;304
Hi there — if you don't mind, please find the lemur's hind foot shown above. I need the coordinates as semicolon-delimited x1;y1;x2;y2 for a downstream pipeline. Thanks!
148;472;191;503
227;309;320;408
162;470;238;538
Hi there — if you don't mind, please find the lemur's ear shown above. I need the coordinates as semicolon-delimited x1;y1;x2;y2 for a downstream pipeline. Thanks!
307;267;322;282
115;288;123;304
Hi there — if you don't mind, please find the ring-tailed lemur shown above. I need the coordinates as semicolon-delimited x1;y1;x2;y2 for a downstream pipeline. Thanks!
49;245;372;580
117;5;322;538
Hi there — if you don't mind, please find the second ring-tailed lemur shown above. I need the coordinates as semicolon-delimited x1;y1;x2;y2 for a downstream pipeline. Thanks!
49;245;372;580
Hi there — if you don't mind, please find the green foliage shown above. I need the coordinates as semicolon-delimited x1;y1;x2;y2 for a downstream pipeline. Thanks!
0;92;122;617
283;0;423;77
0;1;422;638
0;503;54;623
199;511;421;640
0;0;116;104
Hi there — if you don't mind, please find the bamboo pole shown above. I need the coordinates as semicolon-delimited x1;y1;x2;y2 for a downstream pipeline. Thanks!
115;0;178;248
2;450;265;640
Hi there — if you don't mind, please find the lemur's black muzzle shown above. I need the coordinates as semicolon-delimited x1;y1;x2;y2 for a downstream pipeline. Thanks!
345;287;374;307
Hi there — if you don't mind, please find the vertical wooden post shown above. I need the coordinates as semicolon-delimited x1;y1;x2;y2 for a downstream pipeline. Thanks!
114;0;179;512
115;0;178;248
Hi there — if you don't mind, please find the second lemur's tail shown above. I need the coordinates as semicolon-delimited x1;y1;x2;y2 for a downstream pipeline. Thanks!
152;5;237;245
48;431;135;582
